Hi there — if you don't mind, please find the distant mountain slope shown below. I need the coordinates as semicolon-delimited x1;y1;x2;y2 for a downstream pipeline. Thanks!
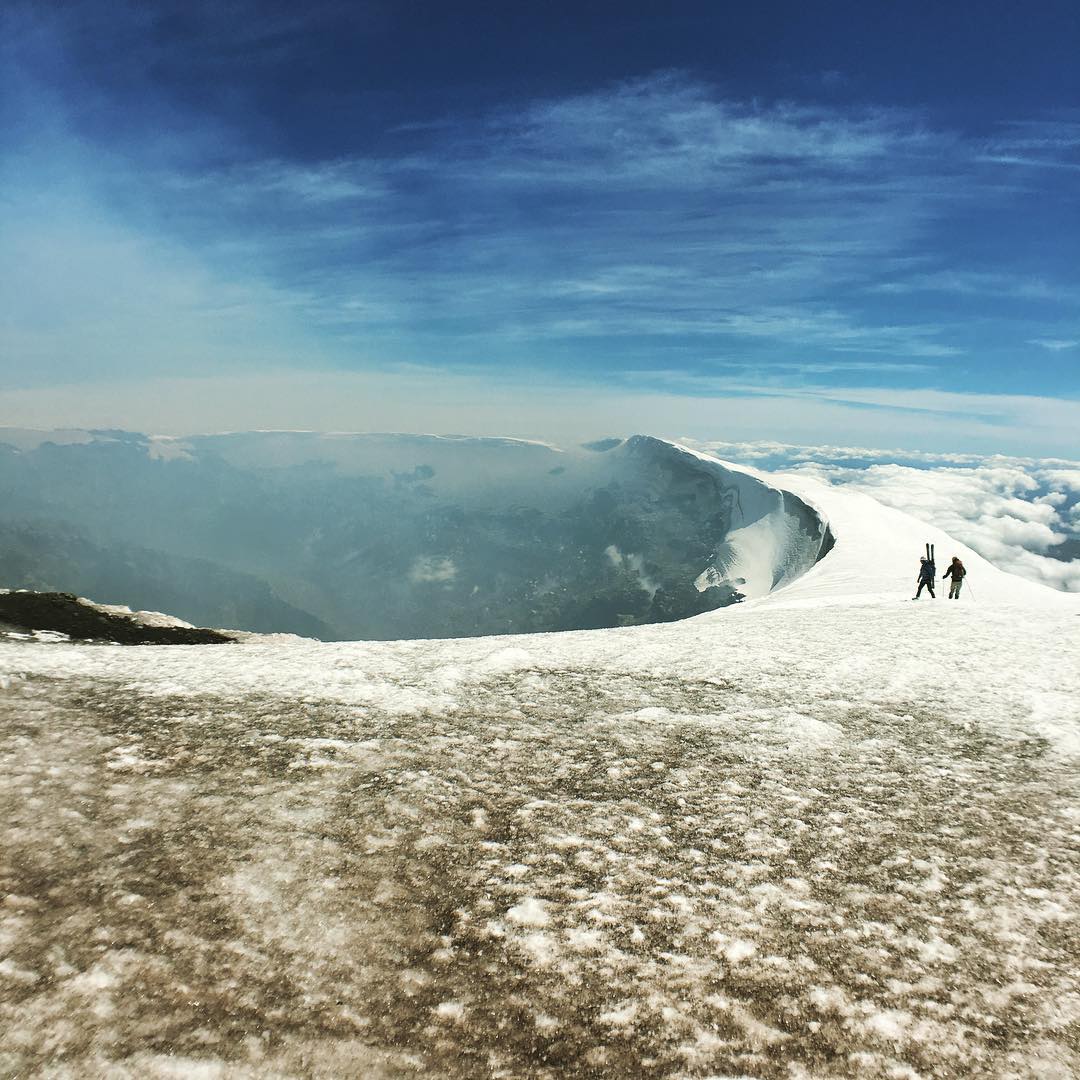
0;591;235;644
0;520;330;638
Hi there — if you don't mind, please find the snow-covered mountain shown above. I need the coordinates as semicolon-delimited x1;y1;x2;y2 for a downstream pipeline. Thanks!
1;439;1078;1078
0;430;831;639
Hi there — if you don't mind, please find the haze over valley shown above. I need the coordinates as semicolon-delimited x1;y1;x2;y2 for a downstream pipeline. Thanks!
0;430;831;639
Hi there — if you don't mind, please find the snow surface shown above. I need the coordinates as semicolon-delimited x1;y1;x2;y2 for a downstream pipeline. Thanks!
1;445;1078;1078
85;598;197;630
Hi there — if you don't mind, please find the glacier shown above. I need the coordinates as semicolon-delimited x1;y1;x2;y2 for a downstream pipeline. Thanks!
1;440;1079;1079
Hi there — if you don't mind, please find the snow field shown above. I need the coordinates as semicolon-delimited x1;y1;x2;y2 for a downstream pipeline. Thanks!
1;590;1078;1078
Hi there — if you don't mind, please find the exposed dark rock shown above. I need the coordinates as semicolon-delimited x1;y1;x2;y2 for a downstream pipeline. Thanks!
0;592;235;645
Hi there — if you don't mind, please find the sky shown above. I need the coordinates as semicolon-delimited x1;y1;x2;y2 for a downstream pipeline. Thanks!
1;0;1078;452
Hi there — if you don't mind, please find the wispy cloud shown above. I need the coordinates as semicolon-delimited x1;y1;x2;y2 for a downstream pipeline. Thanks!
179;83;1077;382
1;21;1077;429
1029;338;1079;352
172;159;389;205
869;270;1071;302
977;119;1080;171
472;75;944;186
0;188;321;387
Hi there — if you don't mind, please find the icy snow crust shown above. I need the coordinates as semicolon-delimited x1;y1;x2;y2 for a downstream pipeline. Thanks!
2;445;1079;1078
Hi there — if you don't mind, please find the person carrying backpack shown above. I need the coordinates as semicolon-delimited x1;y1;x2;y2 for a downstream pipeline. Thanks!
914;556;936;599
943;556;966;599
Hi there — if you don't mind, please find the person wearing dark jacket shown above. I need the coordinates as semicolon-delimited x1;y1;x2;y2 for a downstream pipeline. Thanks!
943;556;966;599
914;556;936;599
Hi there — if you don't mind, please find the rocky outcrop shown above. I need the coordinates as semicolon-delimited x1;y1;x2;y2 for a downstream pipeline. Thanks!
0;592;234;645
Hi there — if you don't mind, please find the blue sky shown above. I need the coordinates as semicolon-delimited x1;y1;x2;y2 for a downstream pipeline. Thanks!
1;1;1078;451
